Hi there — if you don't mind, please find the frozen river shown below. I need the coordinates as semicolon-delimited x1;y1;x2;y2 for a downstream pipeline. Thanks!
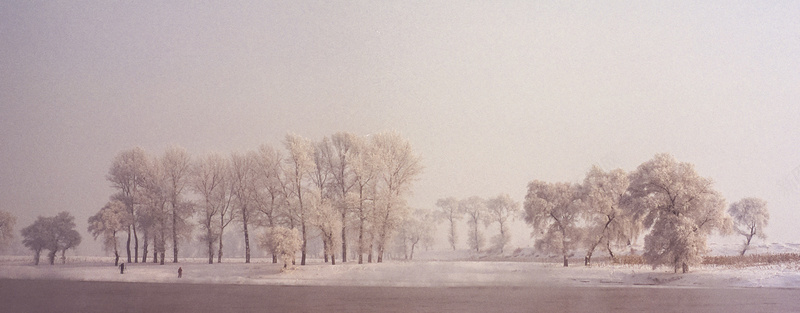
2;279;799;313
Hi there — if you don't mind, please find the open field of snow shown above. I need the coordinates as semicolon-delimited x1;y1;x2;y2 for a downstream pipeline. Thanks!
3;243;800;289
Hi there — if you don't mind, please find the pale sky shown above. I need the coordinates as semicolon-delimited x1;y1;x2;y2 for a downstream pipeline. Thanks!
2;1;800;254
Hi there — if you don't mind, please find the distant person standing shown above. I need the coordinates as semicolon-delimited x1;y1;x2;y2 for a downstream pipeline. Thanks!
178;267;182;278
119;263;125;274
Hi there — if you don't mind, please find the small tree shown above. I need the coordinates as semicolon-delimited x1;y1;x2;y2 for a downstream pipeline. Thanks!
21;216;51;265
0;210;16;252
580;166;640;265
461;196;487;253
485;194;520;254
524;180;583;267
435;197;462;251
398;209;436;260
728;197;769;256
260;226;302;270
88;200;129;266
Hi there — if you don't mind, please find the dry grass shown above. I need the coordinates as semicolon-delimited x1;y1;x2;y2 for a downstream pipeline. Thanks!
612;253;800;267
702;253;800;267
613;255;646;265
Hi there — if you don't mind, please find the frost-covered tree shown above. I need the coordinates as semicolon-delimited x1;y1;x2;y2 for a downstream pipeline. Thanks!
260;226;302;270
191;152;228;264
0;209;16;252
139;155;174;264
230;151;259;263
160;146;193;263
254;144;286;264
728;197;769;256
580;166;640;265
311;197;342;265
461;196;487;253
107;147;149;263
87;200;129;265
524;180;583;267
397;209;436;260
628;154;731;273
283;134;316;265
351;137;377;264
435;197;462;251
310;138;334;263
371;132;423;263
486;194;520;253
326;132;360;263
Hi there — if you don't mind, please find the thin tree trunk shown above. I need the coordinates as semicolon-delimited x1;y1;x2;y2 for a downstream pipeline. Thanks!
141;230;148;263
126;226;132;263
741;234;754;256
34;249;41;265
218;221;224;263
341;218;347;263
133;223;139;263
207;238;214;264
152;235;158;263
243;207;250;264
301;222;307;265
173;205;179;263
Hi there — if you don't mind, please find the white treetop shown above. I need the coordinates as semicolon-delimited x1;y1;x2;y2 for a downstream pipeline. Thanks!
628;153;731;273
729;197;769;256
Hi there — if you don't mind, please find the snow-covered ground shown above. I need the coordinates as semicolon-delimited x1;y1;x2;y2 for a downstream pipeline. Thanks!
2;242;799;289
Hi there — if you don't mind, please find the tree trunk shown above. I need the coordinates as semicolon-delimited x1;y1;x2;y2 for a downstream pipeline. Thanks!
331;253;336;265
358;218;365;264
323;240;329;263
133;224;139;263
300;223;307;266
218;228;224;263
126;226;132;263
682;262;689;273
368;242;373;263
341;221;347;263
563;255;569;267
172;205;179;263
207;238;214;264
48;250;56;265
159;252;165;265
34;249;41;265
410;242;416;260
272;253;277;264
741;234;754;256
152;236;158;263
114;251;120;266
141;231;148;263
61;249;66;264
606;242;616;262
243;208;250;264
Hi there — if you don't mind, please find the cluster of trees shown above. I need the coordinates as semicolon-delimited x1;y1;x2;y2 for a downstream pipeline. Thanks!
20;212;81;265
524;153;769;273
87;131;424;266
435;194;520;254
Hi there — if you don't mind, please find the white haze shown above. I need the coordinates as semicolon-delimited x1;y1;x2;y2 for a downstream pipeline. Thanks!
1;1;800;255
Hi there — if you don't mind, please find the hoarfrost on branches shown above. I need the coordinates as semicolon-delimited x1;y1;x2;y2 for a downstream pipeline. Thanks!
728;197;769;256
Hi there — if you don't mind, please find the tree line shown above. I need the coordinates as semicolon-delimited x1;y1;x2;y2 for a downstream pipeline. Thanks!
520;153;769;273
86;131;423;267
